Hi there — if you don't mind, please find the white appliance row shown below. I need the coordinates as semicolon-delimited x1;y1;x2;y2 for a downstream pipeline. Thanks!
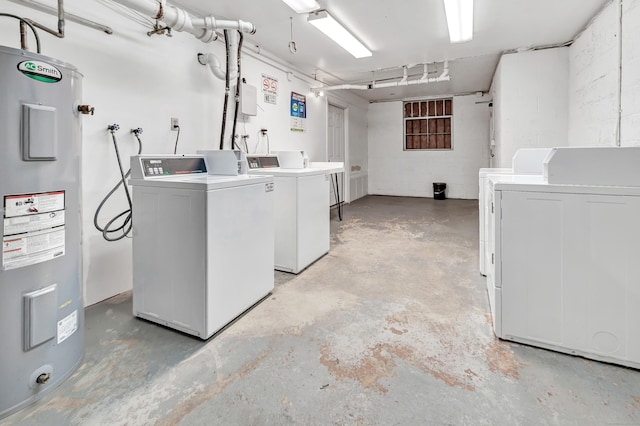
484;147;640;369
127;151;343;339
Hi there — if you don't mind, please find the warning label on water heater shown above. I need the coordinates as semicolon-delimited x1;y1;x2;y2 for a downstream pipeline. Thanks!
2;191;66;271
57;310;78;344
4;191;65;218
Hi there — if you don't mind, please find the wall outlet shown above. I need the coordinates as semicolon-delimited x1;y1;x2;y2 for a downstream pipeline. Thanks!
171;117;179;130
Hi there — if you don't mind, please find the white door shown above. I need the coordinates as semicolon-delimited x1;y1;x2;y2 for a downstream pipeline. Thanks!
328;104;345;206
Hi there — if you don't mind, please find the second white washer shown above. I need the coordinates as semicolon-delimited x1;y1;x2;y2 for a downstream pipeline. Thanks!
249;159;343;274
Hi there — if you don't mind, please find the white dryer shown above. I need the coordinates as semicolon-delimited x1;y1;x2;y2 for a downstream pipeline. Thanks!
129;155;274;339
478;148;552;276
486;147;640;368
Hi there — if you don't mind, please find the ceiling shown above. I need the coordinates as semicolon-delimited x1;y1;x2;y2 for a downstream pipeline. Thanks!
171;0;609;102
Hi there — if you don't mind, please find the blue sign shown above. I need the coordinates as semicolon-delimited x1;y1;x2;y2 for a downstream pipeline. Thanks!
290;92;306;118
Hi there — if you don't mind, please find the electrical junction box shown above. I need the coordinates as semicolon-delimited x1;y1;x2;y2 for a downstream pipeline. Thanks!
233;83;257;116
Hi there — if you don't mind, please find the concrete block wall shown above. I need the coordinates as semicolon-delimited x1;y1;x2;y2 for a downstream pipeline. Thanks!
491;48;570;168
566;0;640;147
368;95;490;200
569;1;619;146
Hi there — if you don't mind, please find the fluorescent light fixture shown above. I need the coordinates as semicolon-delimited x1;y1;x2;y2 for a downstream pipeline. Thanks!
281;0;320;13
443;0;474;43
308;10;372;59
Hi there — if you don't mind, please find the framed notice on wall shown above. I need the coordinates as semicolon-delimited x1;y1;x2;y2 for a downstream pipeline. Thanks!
290;92;306;132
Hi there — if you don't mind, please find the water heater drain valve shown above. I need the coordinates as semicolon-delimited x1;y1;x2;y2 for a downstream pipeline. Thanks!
36;373;51;385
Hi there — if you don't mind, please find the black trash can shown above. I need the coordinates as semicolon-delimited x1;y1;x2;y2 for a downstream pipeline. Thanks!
433;182;446;200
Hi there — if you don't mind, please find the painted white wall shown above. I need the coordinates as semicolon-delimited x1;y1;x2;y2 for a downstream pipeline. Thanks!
368;95;490;199
491;48;570;168
568;1;619;147
0;1;368;306
621;0;640;146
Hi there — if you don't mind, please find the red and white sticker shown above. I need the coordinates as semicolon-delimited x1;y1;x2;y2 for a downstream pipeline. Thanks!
4;191;65;218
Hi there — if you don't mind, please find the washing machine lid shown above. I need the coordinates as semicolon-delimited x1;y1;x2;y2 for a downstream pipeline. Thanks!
248;162;344;176
479;168;512;179
248;167;327;177
129;173;273;190
309;162;345;174
490;174;640;196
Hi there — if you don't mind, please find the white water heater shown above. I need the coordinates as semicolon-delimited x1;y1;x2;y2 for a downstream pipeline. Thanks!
0;45;84;418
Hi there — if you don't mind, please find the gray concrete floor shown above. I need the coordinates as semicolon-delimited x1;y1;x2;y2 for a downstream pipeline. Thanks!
3;195;640;425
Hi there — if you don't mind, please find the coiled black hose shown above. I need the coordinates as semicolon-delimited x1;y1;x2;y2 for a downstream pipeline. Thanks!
93;125;142;241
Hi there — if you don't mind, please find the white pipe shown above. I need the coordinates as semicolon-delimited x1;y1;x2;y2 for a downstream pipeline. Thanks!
111;0;255;42
198;52;225;80
400;66;408;83
417;63;428;81
197;30;239;80
227;29;238;80
113;0;253;80
313;61;450;92
312;84;370;92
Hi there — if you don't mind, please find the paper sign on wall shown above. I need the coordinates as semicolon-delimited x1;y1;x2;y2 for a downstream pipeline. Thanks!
262;74;278;105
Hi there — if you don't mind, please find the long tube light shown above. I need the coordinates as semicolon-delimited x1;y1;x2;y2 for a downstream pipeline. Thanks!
281;0;320;13
443;0;474;43
308;10;372;58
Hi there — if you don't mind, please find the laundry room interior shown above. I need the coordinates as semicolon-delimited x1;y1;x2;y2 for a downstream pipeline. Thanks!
1;0;640;424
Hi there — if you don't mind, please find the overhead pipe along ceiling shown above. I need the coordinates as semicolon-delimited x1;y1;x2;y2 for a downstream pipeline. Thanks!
312;61;450;93
111;0;256;80
111;0;256;43
8;0;113;34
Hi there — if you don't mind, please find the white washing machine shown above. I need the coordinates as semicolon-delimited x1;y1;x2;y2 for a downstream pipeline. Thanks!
478;148;552;276
486;147;640;368
128;155;274;339
247;153;343;274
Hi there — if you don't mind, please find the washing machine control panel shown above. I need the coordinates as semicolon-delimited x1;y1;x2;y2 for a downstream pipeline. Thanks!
246;155;280;169
141;157;207;178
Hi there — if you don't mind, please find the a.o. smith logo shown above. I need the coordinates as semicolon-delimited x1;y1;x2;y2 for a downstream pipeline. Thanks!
17;60;62;83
